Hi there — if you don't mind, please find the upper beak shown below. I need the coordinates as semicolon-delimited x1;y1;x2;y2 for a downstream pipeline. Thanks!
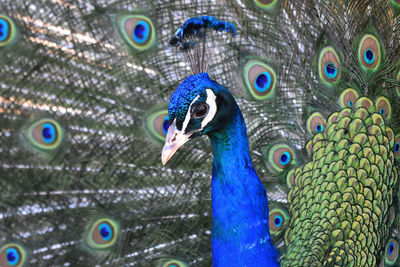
161;119;192;165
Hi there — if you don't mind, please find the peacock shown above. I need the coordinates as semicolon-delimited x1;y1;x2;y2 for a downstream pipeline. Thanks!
1;0;400;266
161;16;279;266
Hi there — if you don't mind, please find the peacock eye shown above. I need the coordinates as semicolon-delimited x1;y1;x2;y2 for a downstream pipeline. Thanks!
193;103;209;119
268;208;290;235
358;34;381;71
242;58;277;100
86;218;119;249
375;96;392;120
306;112;326;136
339;88;359;108
318;46;340;86
385;238;399;265
267;144;295;172
115;14;156;52
24;118;65;151
0;244;26;267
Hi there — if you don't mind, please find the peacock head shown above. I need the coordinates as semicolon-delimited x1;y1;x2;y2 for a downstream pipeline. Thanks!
162;72;235;165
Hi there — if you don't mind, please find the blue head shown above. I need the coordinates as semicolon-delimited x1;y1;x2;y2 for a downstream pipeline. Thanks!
162;73;236;164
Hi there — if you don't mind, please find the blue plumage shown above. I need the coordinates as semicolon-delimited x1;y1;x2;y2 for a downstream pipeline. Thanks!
209;94;278;266
163;73;279;265
168;73;212;122
169;16;237;50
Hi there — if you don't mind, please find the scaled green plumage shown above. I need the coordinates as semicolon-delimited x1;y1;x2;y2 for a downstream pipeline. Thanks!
284;96;398;266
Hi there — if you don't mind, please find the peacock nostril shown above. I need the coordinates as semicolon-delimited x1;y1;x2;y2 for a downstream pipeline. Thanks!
171;133;178;143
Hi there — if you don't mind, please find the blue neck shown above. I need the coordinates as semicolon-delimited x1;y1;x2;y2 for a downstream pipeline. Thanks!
208;103;278;266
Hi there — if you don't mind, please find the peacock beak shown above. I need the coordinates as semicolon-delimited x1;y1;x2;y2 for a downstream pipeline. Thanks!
162;120;192;165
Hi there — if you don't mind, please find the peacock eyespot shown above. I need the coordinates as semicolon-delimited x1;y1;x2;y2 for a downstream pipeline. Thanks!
385;239;399;265
93;221;115;244
339;88;359;108
318;46;340;86
395;142;400;153
117;14;156;52
0;244;26;267
86;218;119;249
0;15;17;47
192;103;209;119
268;144;295;172
375;96;392;120
269;208;290;235
358;34;380;71
24;118;65;151
243;58;276;100
306;112;326;135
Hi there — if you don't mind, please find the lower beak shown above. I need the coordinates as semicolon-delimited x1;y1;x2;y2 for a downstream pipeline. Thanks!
161;120;192;165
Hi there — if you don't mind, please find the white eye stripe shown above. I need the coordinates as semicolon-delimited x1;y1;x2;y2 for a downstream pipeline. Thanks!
182;95;199;132
201;89;217;128
180;89;218;133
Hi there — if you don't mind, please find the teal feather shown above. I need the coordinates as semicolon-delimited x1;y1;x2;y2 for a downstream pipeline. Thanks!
1;0;400;266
